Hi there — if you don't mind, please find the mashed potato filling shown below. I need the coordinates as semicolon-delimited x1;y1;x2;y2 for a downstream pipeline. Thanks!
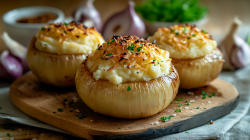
87;35;171;84
149;25;217;59
35;22;105;55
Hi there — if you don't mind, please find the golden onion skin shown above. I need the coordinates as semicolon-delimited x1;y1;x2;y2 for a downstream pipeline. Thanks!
75;59;179;119
27;37;87;87
172;48;223;89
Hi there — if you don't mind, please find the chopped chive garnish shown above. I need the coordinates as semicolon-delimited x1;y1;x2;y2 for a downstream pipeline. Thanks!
137;47;142;52
183;27;186;33
58;108;63;112
140;43;143;47
195;107;201;109
137;72;139;74
75;114;86;119
209;95;213;98
204;108;207;109
100;57;102;59
175;32;179;35
154;64;156;66
63;98;68;102
185;101;188;103
53;112;56;114
202;96;206;99
171;29;174;32
107;41;110;45
175;102;179;104
63;22;69;26
118;127;121;129
192;34;196;37
64;30;67;34
126;44;136;53
153;59;156;61
69;110;73;112
110;39;115;44
106;53;113;56
185;132;190;134
175;109;181;112
213;93;217;96
7;133;11;137
178;104;182;107
41;27;45;31
161;115;174;122
161;60;163;62
187;102;191;105
202;29;206;33
201;91;208;99
170;102;174;104
127;86;131;91
187;37;191;39
96;47;101;50
177;98;184;101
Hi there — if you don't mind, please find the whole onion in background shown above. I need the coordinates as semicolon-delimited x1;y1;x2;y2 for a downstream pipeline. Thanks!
0;50;23;80
72;0;102;32
218;17;250;70
102;1;145;40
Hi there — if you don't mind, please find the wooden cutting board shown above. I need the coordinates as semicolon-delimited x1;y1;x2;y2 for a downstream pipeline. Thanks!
9;73;239;140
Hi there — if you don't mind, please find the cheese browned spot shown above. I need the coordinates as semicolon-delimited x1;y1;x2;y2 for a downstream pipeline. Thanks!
35;21;105;55
149;24;217;59
87;35;171;84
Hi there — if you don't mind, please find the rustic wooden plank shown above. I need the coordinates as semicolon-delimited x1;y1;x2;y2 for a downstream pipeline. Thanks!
8;73;239;140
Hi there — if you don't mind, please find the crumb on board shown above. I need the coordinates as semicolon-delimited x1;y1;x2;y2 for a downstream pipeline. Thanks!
190;100;195;103
188;91;194;95
191;111;194;113
172;114;176;116
185;107;189;109
210;120;214;124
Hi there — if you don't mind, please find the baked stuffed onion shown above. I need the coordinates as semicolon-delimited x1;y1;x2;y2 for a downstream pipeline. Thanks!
75;35;179;119
149;25;223;89
27;21;105;87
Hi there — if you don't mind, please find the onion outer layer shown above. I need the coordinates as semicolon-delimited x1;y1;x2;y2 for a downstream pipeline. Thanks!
27;37;87;87
75;59;179;119
172;48;223;89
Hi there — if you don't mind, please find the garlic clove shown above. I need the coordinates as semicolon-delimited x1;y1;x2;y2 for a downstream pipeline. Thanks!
102;1;145;40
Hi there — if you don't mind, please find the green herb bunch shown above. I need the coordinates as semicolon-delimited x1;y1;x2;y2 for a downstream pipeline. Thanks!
135;0;207;23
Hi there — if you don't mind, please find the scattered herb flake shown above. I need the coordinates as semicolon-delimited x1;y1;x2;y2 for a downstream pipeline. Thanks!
58;108;63;112
7;133;11;137
175;109;181;112
64;30;67;34
110;40;115;44
185;132;190;134
202;96;207;99
53;112;56;114
161;115;174;122
63;98;68;102
137;72;139;74
107;41;110;45
178;104;182;107
106;53;113;56
213;93;217;96
185;101;188;103
69;110;73;112
177;98;184;101
209;95;213;98
195;107;201;109
10;128;14;131
63;22;69;26
161;60;163;62
204;108;207;109
175;32;179;35
100;57;102;59
127;86;131;91
175;102;179;104
202;29;206;33
153;59;156;61
75;114;86;119
183;27;187;33
192;34;196;37
127;44;136;53
96;47;101;50
118;127;121;129
187;37;191;39
41;27;45;31
170;102;174;104
137;47;142;52
187;102;191;105
140;43;143;47
171;29;174;33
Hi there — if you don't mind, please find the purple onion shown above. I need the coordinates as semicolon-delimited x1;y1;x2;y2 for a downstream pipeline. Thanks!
0;50;23;80
102;1;145;40
72;0;102;32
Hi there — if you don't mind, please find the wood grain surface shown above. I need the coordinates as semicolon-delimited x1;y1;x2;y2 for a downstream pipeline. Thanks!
8;73;239;140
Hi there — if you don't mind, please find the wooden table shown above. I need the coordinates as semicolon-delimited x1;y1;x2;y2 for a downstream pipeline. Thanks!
0;0;250;139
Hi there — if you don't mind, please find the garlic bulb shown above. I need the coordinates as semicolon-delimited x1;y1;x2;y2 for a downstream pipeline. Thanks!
218;17;250;70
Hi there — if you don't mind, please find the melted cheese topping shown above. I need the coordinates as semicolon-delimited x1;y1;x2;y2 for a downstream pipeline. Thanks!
87;35;171;84
149;25;217;59
35;21;105;54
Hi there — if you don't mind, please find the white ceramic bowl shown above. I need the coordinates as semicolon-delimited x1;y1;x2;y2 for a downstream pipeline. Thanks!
143;15;209;35
2;6;64;47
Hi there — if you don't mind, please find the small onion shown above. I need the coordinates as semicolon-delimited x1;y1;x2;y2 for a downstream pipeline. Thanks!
75;59;179;119
0;50;23;80
102;1;145;40
72;0;102;32
218;17;250;70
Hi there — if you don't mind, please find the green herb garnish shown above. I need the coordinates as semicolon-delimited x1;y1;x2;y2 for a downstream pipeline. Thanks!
202;29;206;33
127;44;136;53
63;98;68;102
195;107;201;109
127;86;131;91
187;102;191;105
185;132;190;134
63;22;69;26
213;93;217;96
192;34;196;37
160;115;174;122
7;133;11;137
175;109;181;112
64;30;67;34
69;110;73;112
204;108;207;109
96;47;101;50
209;95;213;98
106;53;113;56
137;47;142;52
100;57;102;59
175;32;179;35
53;112;56;114
183;27;187;33
201;91;208;99
118;127;121;129
177;98;184;101
41;27;45;31
107;41;110;45
170;102;174;104
175;102;179;104
75;114;86;119
58;108;63;112
110;39;115;44
178;104;182;107
187;37;191;39
10;128;14;131
171;29;174;32
137;72;139;74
